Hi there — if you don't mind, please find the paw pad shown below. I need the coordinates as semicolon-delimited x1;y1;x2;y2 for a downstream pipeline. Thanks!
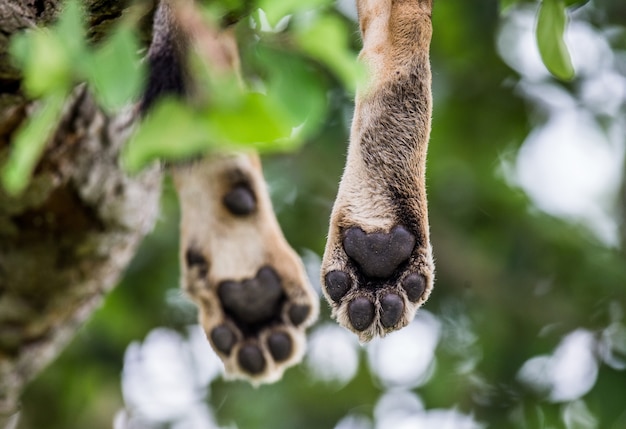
238;344;266;374
288;304;311;326
325;270;352;302
210;325;236;355
267;332;292;362
343;226;416;278
322;222;432;339
223;184;256;215
218;266;284;325
380;294;404;328
348;297;376;331
401;273;426;302
174;155;319;383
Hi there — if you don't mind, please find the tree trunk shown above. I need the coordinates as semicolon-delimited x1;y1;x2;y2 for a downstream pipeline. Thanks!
0;1;160;424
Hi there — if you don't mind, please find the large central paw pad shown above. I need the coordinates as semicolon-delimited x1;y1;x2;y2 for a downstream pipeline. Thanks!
218;267;284;325
343;226;416;278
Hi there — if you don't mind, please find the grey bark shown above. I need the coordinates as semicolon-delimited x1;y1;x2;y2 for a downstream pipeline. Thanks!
0;1;161;424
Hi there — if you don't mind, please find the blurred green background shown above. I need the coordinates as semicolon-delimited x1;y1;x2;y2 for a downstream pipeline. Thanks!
16;0;626;428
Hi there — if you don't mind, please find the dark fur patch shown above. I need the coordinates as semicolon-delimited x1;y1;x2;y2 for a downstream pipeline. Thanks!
359;66;430;173
140;38;186;114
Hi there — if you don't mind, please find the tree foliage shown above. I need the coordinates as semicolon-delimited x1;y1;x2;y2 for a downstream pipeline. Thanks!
3;0;626;428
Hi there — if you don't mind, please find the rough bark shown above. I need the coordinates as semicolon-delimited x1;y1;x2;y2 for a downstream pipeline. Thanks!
0;1;161;424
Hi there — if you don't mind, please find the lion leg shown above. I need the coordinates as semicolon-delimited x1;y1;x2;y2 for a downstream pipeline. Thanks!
321;0;435;341
144;0;319;383
172;154;318;383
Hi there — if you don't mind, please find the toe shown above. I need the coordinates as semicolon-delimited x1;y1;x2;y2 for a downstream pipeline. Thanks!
288;304;311;326
238;344;266;374
210;325;236;355
267;332;292;362
348;297;375;331
380;294;404;328
325;270;352;302
185;247;208;277
401;273;427;302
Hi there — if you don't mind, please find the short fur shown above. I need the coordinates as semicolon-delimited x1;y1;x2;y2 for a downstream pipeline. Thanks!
144;0;435;378
143;0;318;384
172;155;318;383
321;0;435;341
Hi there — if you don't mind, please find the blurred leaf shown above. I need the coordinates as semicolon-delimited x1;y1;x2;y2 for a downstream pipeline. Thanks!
86;27;146;111
536;0;575;81
211;0;244;8
10;30;72;97
500;0;520;12
124;90;299;172
564;0;590;8
295;15;363;93
254;47;328;138
9;0;88;98
122;99;212;172
53;0;89;80
207;92;292;144
1;92;67;195
258;0;332;27
54;0;87;57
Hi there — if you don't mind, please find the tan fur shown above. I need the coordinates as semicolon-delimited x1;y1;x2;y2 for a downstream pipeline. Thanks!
159;1;319;384
321;0;435;341
172;154;318;383
152;0;434;379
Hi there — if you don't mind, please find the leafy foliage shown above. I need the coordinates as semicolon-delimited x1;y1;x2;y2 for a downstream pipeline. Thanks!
123;2;362;172
3;0;587;193
2;0;145;195
8;0;626;428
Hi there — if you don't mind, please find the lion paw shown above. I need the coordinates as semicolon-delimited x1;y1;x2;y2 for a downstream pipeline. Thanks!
173;154;318;383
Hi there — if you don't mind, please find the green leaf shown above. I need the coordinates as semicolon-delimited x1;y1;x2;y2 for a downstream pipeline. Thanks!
122;99;212;173
123;91;299;172
55;0;87;62
206;92;292;145
295;15;363;93
9;0;87;98
563;0;590;8
1;93;67;195
258;0;332;27
10;30;72;97
536;0;575;81
255;47;328;139
500;0;520;13
86;27;145;111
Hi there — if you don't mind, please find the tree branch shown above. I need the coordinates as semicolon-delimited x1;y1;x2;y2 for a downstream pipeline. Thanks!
0;0;161;422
